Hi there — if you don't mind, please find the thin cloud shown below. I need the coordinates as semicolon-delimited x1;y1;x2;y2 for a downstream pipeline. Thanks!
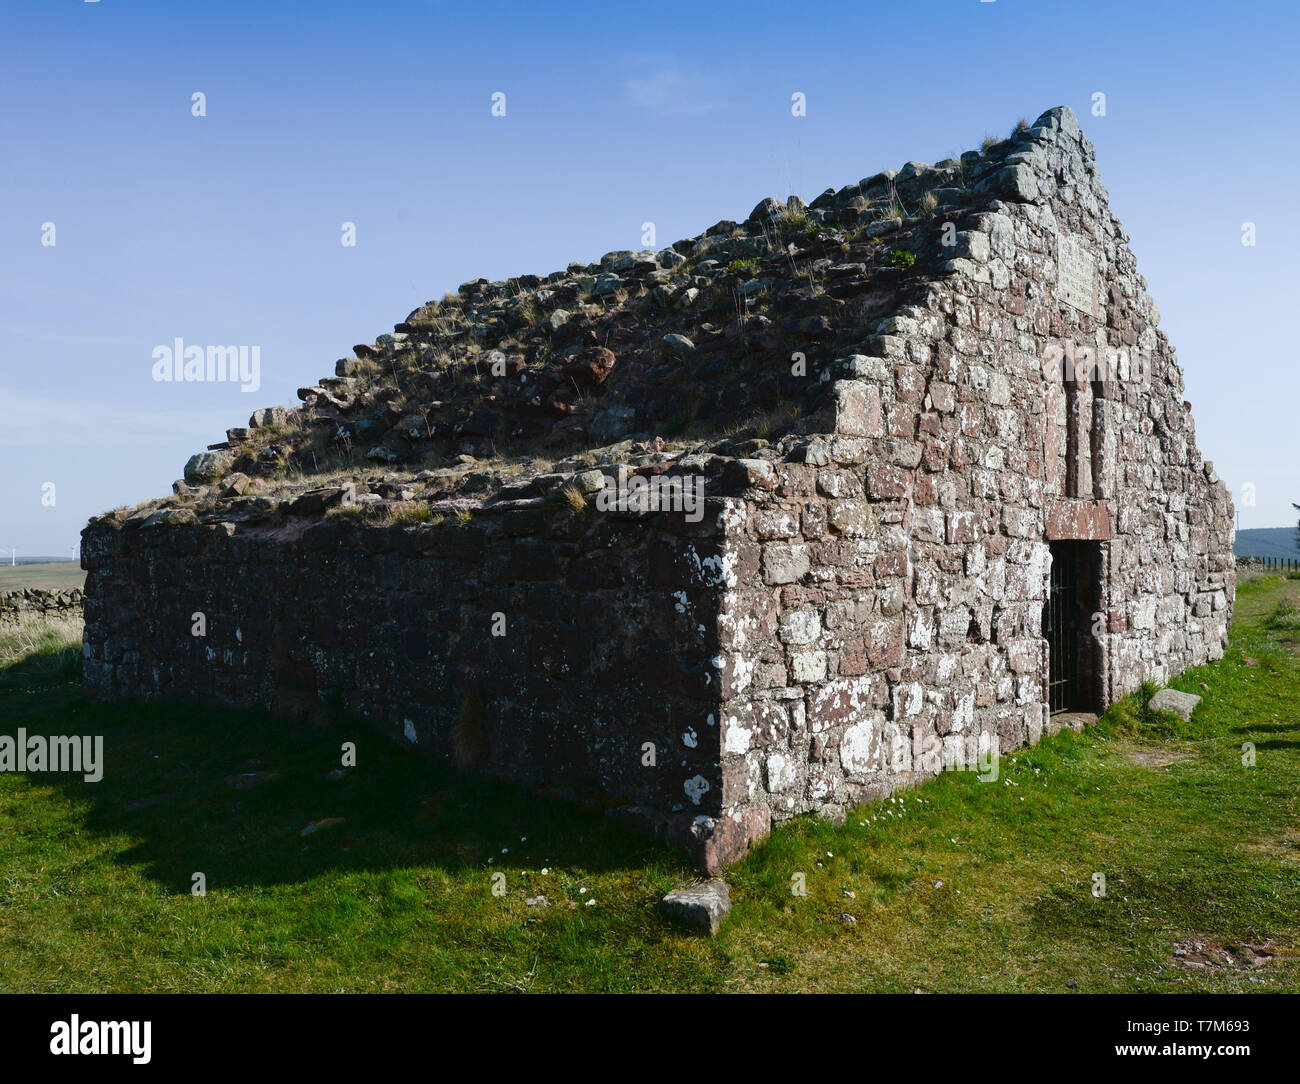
625;66;724;116
0;321;134;347
0;387;232;447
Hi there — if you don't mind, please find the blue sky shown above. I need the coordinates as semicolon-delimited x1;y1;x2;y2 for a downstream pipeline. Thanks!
2;0;1296;556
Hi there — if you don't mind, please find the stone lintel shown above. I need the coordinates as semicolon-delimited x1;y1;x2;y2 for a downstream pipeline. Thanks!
1044;498;1111;541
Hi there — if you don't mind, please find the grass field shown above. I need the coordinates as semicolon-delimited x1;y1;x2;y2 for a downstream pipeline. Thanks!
1;573;1297;992
0;562;85;593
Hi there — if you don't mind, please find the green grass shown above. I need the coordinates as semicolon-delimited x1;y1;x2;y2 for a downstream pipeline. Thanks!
0;561;85;593
884;248;918;269
2;575;1299;992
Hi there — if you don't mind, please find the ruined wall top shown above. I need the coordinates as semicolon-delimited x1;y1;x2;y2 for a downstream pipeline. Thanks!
91;106;1192;536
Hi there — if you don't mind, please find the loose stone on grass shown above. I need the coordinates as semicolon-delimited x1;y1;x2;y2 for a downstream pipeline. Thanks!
1147;688;1202;722
660;879;731;935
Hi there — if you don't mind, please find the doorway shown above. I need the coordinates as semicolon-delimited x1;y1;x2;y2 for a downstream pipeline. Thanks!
1044;541;1102;714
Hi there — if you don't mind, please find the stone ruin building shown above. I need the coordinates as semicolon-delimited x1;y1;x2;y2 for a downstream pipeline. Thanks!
82;107;1235;871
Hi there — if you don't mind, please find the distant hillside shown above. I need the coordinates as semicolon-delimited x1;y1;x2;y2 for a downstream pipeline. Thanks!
0;563;85;593
1235;527;1300;559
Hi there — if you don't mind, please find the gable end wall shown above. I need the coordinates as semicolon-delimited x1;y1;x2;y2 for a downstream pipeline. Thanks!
710;107;1234;843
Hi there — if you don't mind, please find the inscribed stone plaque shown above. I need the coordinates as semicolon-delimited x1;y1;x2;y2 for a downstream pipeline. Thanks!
1055;233;1098;316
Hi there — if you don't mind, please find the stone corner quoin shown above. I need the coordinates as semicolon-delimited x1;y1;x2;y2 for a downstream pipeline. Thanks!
80;106;1235;873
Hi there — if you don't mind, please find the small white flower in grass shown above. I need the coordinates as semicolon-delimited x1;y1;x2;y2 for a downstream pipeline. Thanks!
579;886;587;894
585;899;597;907
540;868;549;875
501;848;508;854
520;836;527;842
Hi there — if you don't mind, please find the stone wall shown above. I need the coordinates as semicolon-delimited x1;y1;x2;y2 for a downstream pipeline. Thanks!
82;481;784;869
0;587;84;626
